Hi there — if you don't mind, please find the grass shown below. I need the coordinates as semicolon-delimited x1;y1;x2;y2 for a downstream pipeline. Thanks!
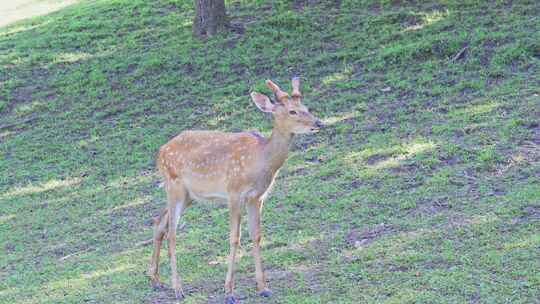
1;0;539;303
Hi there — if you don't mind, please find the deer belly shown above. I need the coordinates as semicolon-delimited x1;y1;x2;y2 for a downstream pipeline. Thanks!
189;190;228;203
183;178;228;203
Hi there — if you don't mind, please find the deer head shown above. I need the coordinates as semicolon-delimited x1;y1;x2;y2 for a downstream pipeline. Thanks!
250;77;324;134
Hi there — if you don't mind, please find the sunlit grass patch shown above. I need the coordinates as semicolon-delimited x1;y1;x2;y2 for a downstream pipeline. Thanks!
343;140;437;177
1;177;82;200
322;112;356;126
322;64;353;86
53;51;93;63
0;213;16;223
403;9;450;32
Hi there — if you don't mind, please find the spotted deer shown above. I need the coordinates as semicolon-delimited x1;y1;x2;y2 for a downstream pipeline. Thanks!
147;77;324;303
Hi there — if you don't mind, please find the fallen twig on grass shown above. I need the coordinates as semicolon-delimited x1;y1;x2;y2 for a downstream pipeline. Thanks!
136;238;154;247
59;248;90;261
450;45;469;62
456;172;477;181
0;116;38;131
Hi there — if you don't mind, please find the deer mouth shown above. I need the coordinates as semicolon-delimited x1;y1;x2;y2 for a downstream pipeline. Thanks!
310;120;324;132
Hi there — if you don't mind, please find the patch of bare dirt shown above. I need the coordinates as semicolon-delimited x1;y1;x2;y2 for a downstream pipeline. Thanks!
346;223;396;248
366;153;388;165
514;205;540;223
412;196;450;215
422;258;462;270
4;242;15;254
289;166;308;177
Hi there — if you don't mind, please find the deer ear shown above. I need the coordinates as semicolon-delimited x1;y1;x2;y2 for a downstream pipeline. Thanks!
251;92;275;113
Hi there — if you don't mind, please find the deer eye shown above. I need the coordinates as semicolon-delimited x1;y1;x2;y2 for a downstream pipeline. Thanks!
289;110;298;115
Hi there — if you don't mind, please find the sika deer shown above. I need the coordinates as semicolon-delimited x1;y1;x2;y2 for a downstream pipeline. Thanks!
147;77;324;303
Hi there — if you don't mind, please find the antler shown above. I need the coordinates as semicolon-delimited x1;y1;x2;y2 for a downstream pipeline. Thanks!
266;80;289;102
291;77;301;99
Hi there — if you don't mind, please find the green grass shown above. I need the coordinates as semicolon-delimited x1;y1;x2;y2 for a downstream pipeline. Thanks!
1;0;539;303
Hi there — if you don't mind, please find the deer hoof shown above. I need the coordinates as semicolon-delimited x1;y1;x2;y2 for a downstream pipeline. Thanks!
175;289;185;300
151;280;165;290
258;289;273;297
225;294;238;304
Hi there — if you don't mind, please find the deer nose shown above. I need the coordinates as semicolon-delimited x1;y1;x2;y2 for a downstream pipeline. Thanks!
315;120;325;129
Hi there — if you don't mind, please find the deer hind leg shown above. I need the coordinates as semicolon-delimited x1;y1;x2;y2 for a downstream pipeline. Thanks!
224;194;242;304
247;199;271;297
167;183;191;299
147;208;169;288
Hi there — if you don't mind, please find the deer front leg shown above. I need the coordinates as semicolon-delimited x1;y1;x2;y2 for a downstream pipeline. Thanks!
224;196;242;304
247;200;271;297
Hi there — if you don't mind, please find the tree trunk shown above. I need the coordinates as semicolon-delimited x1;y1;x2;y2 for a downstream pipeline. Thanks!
193;0;228;38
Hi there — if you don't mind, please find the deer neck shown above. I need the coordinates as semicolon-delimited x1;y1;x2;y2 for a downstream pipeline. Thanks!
264;123;293;174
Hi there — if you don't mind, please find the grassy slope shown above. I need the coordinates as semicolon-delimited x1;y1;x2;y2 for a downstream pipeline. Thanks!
1;0;539;303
